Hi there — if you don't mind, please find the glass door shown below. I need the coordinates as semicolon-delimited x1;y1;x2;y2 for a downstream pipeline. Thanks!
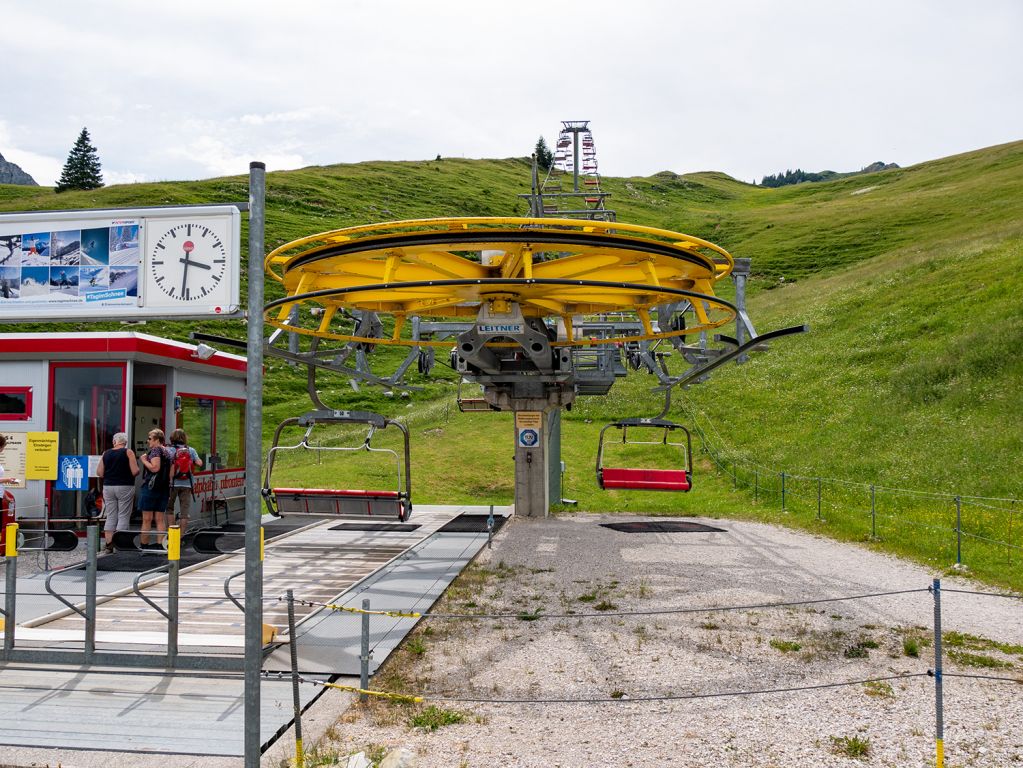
49;363;126;524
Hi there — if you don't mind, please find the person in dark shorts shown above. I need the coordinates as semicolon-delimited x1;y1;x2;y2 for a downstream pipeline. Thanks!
165;428;203;534
97;432;140;552
138;429;173;548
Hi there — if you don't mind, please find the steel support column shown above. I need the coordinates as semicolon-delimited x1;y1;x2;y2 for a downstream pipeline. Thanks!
244;161;266;768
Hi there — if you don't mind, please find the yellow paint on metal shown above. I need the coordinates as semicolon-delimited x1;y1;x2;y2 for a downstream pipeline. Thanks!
936;739;944;768
263;623;278;644
5;523;17;558
168;526;180;561
260;527;265;562
264;217;737;347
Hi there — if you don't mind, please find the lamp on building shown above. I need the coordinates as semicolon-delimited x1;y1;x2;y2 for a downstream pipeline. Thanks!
192;343;217;361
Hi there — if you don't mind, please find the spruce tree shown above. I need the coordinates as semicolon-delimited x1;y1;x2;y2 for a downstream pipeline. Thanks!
534;136;554;171
55;128;104;193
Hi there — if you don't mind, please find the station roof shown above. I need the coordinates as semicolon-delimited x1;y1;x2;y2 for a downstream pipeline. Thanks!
0;332;247;375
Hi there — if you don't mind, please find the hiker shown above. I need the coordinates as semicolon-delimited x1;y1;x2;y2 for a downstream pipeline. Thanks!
97;432;140;552
165;428;203;534
137;429;173;548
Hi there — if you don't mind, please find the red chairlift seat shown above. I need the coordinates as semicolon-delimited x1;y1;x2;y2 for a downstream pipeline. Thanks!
599;468;691;491
596;418;693;492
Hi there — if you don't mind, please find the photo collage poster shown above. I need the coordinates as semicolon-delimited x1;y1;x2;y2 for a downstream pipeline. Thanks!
0;219;140;307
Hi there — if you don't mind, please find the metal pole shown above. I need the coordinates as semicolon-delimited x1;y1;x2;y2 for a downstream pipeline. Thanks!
85;524;99;663
3;523;18;656
286;590;304;768
954;496;962;567
931;578;945;768
871;485;876;539
817;477;822;521
360;598;371;702
362;601;374;703
781;472;786;511
167;525;180;666
244;161;266;768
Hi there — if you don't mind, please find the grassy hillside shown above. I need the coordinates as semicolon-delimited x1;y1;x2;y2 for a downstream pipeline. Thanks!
2;141;1022;586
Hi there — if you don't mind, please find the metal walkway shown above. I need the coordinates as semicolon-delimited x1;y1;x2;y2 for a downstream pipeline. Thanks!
0;505;509;761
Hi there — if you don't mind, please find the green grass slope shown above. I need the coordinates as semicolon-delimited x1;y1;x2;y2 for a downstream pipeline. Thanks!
2;141;1021;585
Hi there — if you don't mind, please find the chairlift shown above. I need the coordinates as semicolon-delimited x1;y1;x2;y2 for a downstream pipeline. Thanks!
595;389;693;492
262;409;412;521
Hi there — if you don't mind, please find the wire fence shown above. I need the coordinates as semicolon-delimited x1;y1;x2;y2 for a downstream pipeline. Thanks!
677;402;1022;575
266;581;1022;768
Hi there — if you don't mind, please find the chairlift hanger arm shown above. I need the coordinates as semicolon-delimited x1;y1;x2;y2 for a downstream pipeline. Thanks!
655;324;808;391
189;331;422;391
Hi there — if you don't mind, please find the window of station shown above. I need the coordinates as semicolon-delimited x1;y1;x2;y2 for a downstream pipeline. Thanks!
177;395;245;470
0;387;32;420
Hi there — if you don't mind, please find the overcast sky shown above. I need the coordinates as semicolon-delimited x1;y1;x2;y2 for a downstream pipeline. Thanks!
2;1;1020;189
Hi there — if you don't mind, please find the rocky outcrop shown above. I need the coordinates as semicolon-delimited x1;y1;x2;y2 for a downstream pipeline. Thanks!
0;152;38;186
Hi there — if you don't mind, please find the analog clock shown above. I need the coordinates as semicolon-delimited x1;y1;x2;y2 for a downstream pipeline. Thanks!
147;220;229;303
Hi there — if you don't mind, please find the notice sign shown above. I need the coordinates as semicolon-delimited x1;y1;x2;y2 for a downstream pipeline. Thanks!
515;411;542;449
0;205;240;321
0;431;26;488
24;431;59;480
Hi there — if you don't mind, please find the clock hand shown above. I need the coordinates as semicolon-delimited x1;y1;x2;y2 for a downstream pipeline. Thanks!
180;241;193;296
179;256;212;270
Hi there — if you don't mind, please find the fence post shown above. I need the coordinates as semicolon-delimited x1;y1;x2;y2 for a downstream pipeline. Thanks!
167;525;180;667
931;579;944;768
955;496;962;567
817;477;822;521
360;598;372;702
781;472;786;511
286;590;305;768
84;524;99;664
3;523;18;657
870;485;876;539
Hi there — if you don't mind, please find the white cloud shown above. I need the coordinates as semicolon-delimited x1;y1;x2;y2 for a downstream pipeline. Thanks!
0;1;1020;186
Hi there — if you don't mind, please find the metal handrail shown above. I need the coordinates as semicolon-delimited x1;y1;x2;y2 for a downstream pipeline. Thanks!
132;563;172;620
225;569;246;613
44;560;90;618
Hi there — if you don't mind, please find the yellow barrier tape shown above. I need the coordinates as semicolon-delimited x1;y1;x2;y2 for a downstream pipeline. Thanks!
319;680;423;703
324;602;421;619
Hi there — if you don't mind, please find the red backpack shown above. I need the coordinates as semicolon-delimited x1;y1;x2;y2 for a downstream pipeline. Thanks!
172;444;194;481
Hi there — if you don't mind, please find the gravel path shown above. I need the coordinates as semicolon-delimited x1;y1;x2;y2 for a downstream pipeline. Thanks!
321;514;1023;768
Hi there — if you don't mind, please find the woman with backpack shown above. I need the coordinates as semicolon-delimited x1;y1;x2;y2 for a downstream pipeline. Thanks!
97;431;140;552
138;428;173;549
166;428;203;534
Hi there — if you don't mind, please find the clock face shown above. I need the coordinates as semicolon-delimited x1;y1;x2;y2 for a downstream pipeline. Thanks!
147;220;229;303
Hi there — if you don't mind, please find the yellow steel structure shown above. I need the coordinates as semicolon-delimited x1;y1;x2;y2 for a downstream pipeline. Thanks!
264;217;737;348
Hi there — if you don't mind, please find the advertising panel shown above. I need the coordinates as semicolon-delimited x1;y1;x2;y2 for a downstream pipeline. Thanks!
0;205;240;320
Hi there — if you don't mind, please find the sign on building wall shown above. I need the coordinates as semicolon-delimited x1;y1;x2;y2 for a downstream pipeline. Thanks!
24;431;59;480
0;205;240;320
0;431;26;488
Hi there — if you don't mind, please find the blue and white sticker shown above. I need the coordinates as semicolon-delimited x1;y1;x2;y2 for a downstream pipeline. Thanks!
55;454;88;490
517;428;539;448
